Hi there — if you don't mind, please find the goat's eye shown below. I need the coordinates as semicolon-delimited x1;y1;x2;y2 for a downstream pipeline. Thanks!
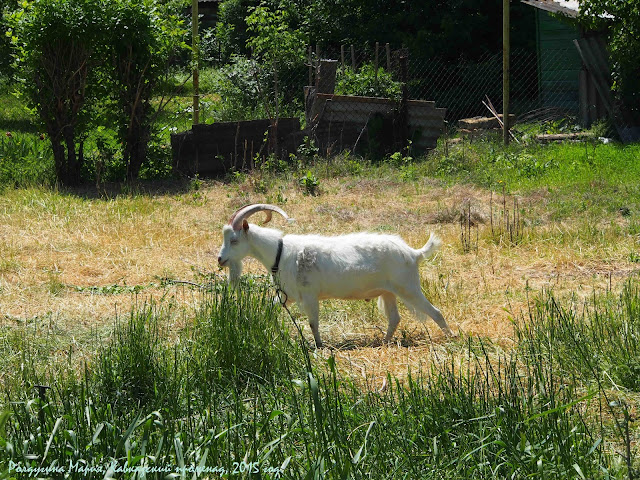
230;238;238;245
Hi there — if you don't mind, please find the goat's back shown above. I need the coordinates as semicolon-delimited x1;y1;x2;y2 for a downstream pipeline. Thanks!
284;232;422;272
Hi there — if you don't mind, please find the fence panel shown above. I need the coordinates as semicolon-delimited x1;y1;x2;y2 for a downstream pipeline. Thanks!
172;42;633;165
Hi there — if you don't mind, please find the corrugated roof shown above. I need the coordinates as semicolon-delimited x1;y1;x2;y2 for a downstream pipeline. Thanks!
521;0;579;18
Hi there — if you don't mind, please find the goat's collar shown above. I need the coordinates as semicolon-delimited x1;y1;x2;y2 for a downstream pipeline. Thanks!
271;238;284;275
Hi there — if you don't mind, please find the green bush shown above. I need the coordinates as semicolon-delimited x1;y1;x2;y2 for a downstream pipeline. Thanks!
0;0;18;79
8;0;106;186
8;0;187;186
98;0;187;181
206;56;272;121
335;63;402;99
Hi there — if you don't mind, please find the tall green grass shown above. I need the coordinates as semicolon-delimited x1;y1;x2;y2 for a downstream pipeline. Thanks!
425;138;640;222
1;278;637;478
0;132;55;188
516;279;640;391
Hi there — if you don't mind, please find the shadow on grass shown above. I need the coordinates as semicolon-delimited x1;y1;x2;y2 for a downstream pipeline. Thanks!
0;118;40;134
322;325;453;351
62;176;200;200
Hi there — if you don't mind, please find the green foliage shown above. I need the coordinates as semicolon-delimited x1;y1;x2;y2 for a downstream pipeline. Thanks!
8;0;105;186
296;136;320;162
335;64;402;99
0;0;19;78
206;56;272;121
245;3;305;68
214;0;255;61
245;3;306;121
7;0;188;186
298;170;319;195
579;0;640;110
387;150;413;167
0;131;54;187
492;151;557;179
215;0;534;64
98;0;188;181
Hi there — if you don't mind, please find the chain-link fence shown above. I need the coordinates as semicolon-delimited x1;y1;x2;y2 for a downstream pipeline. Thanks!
171;43;637;170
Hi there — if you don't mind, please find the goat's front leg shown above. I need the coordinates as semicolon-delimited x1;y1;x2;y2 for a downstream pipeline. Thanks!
299;296;323;348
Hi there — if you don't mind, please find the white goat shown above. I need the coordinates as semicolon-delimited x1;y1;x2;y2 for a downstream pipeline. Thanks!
217;204;453;348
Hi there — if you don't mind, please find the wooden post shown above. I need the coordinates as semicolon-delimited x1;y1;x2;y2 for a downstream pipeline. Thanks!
503;0;510;145
350;44;356;70
341;44;345;69
397;54;409;152
375;41;379;79
386;43;391;70
308;59;338;128
308;45;313;85
579;68;589;126
192;0;199;125
316;59;338;94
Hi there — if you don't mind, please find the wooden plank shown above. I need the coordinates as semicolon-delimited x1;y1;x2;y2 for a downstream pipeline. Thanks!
573;38;614;114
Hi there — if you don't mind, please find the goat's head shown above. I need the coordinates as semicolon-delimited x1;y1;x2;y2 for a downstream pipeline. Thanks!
217;204;289;284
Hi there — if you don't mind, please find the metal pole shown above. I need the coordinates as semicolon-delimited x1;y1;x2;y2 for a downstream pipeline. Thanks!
503;0;510;145
192;0;199;125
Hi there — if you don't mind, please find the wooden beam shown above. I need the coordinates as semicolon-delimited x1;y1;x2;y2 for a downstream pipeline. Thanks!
192;0;199;125
503;0;510;145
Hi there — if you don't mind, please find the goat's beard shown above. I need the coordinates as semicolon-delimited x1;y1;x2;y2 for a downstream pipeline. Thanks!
227;261;242;287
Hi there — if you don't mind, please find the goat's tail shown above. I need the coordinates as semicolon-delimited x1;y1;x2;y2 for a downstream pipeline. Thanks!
416;233;442;262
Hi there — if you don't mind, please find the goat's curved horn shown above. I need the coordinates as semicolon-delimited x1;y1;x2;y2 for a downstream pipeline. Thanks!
228;204;289;231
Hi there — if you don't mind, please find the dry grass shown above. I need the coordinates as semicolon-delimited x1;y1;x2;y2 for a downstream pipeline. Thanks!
1;172;638;382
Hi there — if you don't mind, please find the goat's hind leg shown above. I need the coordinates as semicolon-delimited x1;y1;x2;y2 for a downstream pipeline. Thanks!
378;292;401;343
398;287;453;337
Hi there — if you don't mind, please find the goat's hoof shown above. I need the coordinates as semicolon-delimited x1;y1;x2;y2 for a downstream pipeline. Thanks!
444;330;458;340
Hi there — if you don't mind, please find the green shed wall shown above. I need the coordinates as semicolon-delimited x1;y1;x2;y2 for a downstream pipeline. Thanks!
536;10;582;113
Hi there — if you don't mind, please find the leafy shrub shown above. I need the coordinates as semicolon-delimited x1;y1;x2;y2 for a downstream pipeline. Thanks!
8;0;187;185
0;0;18;78
99;0;188;181
8;0;104;186
206;57;271;121
336;63;402;99
205;57;304;122
299;170;320;195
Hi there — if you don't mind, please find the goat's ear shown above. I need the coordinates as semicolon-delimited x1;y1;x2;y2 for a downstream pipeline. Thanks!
242;219;249;232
